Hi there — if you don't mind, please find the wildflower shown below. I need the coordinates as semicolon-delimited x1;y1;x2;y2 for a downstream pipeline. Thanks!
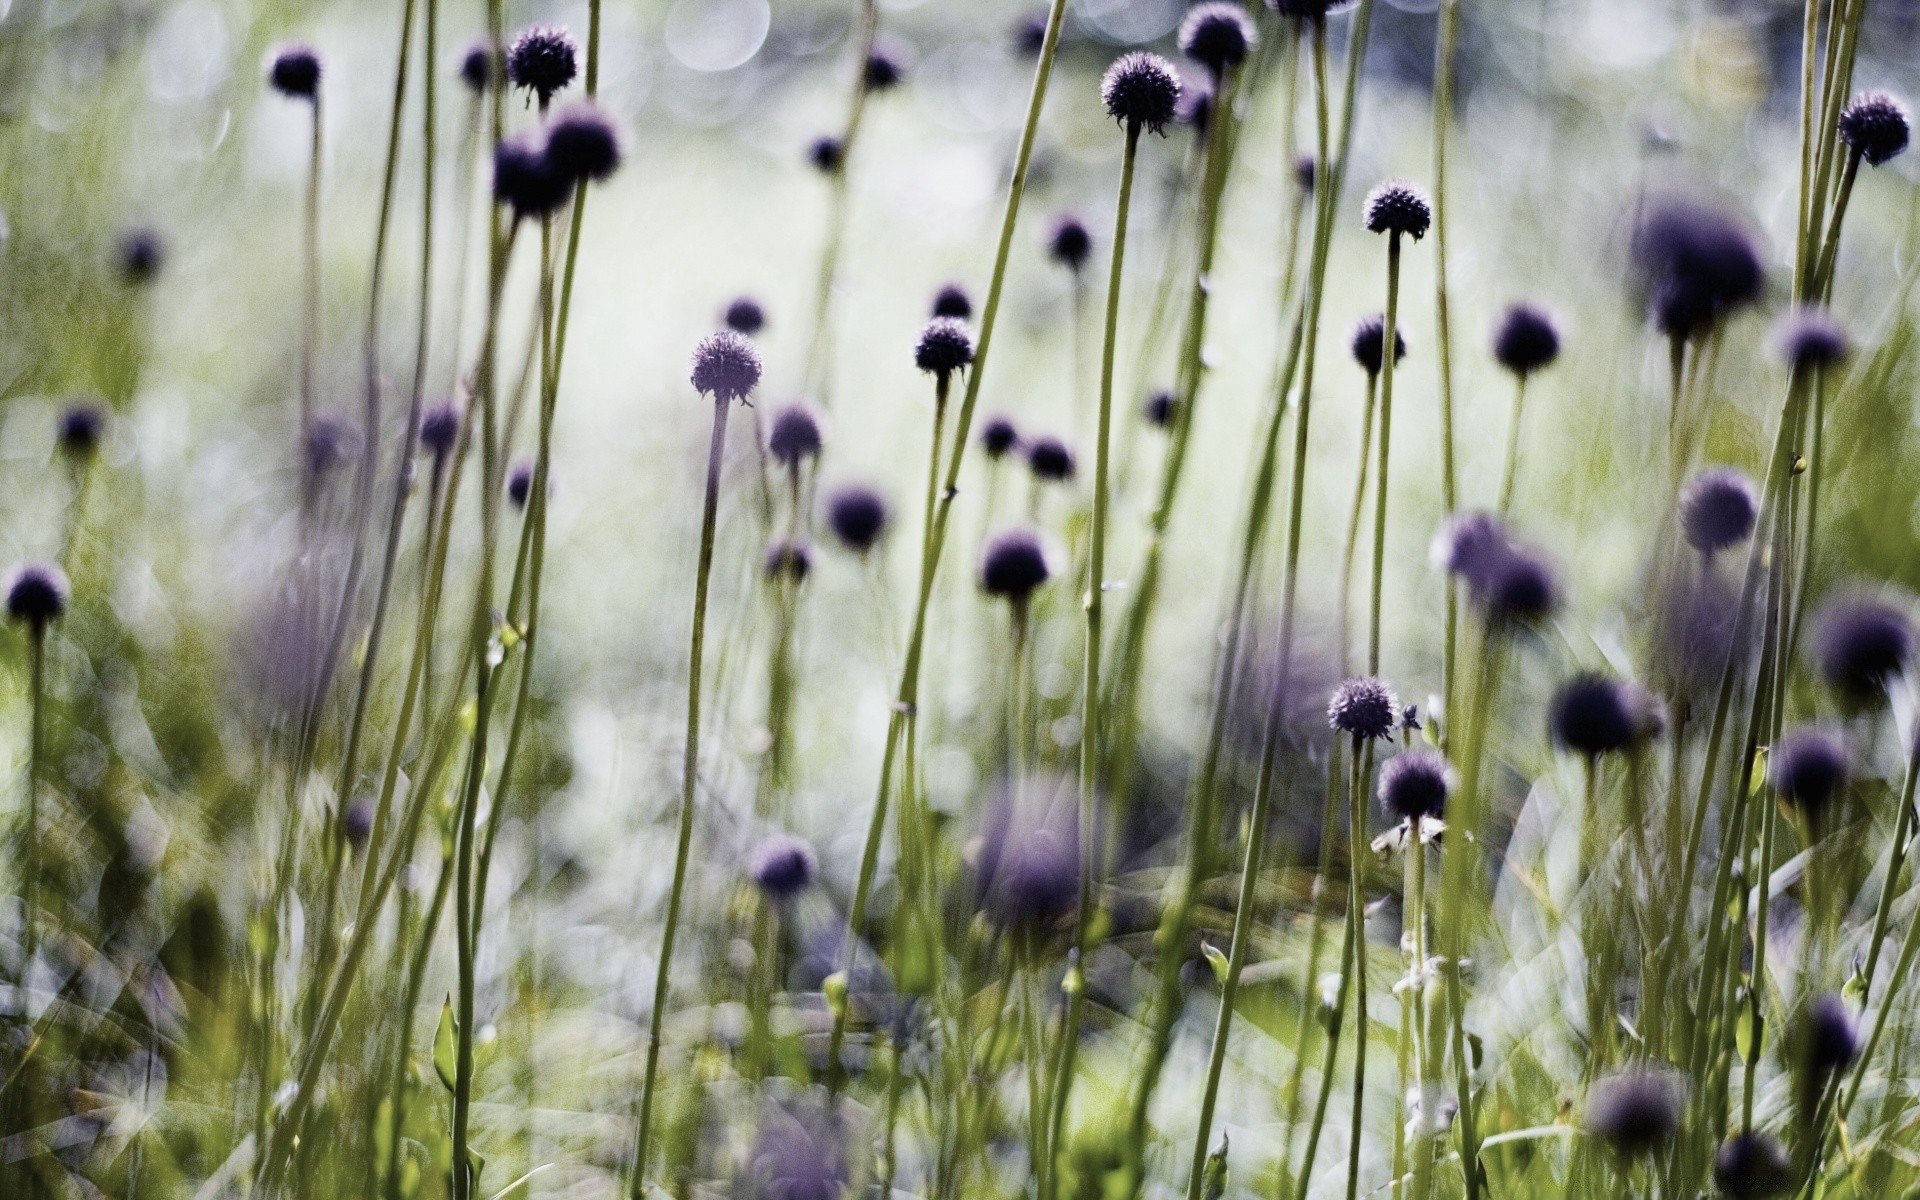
1633;199;1764;340
493;135;569;219
914;317;974;386
418;401;460;459
931;283;972;320
1269;0;1352;23
544;103;622;184
864;41;909;91
1142;390;1178;429
304;412;356;479
766;404;825;468
980;529;1052;602
1431;512;1508;583
1803;994;1860;1074
1550;674;1642;758
57;401;105;459
749;834;818;900
974;779;1079;936
1483;544;1559;626
119;228;163;284
1679;467;1758;554
808;135;844;174
1047;214;1092;274
1026;435;1076;483
1293;154;1316;193
1378;747;1450;822
1492;303;1561;377
1769;726;1849;816
267;44;322;100
1811;594;1913;703
1178;2;1257;76
1774;308;1849;371
1364;181;1433;240
826;484;889;554
458;40;495;92
724;296;767;336
6;563;69;630
1584;1070;1684;1156
506;24;577;103
342;799;375;849
1012;12;1048;57
979;415;1019;459
1329;676;1397;741
1714;1132;1791;1200
691;330;763;403
1838;91;1910;167
507;460;535;509
1351;313;1408;376
764;540;813;584
1101;51;1181;135
1177;86;1212;135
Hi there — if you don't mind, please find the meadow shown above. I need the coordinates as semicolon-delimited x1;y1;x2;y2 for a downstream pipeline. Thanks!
4;0;1920;1198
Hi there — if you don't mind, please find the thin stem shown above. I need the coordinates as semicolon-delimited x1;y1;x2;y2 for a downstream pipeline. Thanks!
299;93;323;449
1343;740;1372;1200
1431;0;1461;744
21;631;44;976
1368;234;1402;676
1496;376;1528;517
1339;372;1380;671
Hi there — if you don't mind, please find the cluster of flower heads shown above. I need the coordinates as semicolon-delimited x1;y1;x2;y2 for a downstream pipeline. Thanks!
1431;512;1559;625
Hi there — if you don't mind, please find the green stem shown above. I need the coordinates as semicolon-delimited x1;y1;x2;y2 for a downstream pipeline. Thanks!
1339;373;1380;671
1368;234;1402;676
1496;376;1527;517
22;630;44;977
1430;0;1460;744
1343;740;1372;1200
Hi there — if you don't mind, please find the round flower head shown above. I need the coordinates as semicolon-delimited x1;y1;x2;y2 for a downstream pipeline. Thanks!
305;412;357;479
544;103;622;184
1633;200;1764;340
342;798;375;848
1142;389;1178;429
980;415;1019;459
808;135;844;174
1432;511;1509;583
764;539;813;584
864;42;909;91
267;43;322;99
826;484;889;554
1493;303;1561;377
1679;467;1758;554
1550;674;1641;758
1364;180;1433;240
506;24;577;103
1292;153;1316;193
1584;1070;1684;1156
1483;544;1559;626
1026;435;1076;483
119;228;163;284
1269;0;1354;22
1379;747;1451;822
766;403;824;467
691;330;763;402
749;833;818;900
6;562;69;630
981;529;1052;603
507;460;535;509
1804;994;1860;1074
724;296;766;336
975;782;1079;936
1812;594;1914;703
914;316;975;384
1101;51;1181;135
1012;12;1048;57
1769;725;1849;815
493;135;569;219
57;400;105;459
1047;214;1092;274
1774;307;1849;371
932;283;973;320
1714;1132;1791;1200
1178;2;1257;75
1838;90;1911;167
1177;86;1212;135
1329;676;1397;741
1350;313;1408;376
459;40;495;92
418;400;461;458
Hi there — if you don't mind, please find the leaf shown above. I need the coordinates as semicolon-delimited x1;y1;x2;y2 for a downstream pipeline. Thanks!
1201;941;1230;986
373;1097;394;1174
433;996;459;1092
1734;1003;1762;1062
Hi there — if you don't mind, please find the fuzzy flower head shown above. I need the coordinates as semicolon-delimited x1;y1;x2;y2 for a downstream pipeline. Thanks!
980;415;1019;459
1714;1133;1791;1200
864;41;910;91
1811;594;1913;704
1364;180;1433;240
459;40;496;92
932;283;973;320
1350;313;1408;376
763;539;813;584
1268;0;1354;22
1142;390;1178;429
418;401;461;459
973;776;1080;939
766;403;825;468
304;412;357;480
691;330;763;403
119;228;163;284
1379;747;1451;822
1769;725;1849;815
1679;467;1758;554
506;24;577;103
1633;199;1764;341
1493;303;1561;377
1178;2;1257;76
808;135;844;174
1026;435;1076;484
1101;51;1181;135
57;400;105;459
1177;86;1213;135
826;484;889;555
1585;1071;1685;1156
725;296;766;336
1435;514;1560;627
1329;676;1397;741
267;43;322;100
1012;12;1049;57
1839;90;1911;167
1774;307;1850;371
1550;674;1643;758
1803;994;1860;1075
748;834;818;900
544;103;622;185
507;460;535;509
342;798;375;848
6;562;69;630
980;528;1052;604
1047;214;1093;273
914;317;975;384
493;134;569;219
1293;154;1317;193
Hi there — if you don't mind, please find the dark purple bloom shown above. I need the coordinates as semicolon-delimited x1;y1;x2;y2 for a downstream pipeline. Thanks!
1142;390;1177;429
1047;214;1092;273
766;403;825;467
1839;91;1910;167
931;283;972;320
1774;308;1849;370
506;24;577;103
764;539;813;584
1026;435;1076;483
808;135;844;174
914;317;974;384
267;43;322;99
1101;51;1181;135
1811;594;1913;703
749;834;818;900
459;40;496;92
1379;748;1450;822
1493;303;1561;376
1178;2;1257;75
119;227;163;284
980;529;1051;603
493;134;569;218
974;778;1079;936
304;412;357;479
864;41;909;91
1351;313;1408;376
342;799;375;848
691;330;763;402
507;460;535;509
1550;674;1641;758
1329;676;1397;741
1585;1070;1684;1155
1679;467;1758;554
1714;1133;1791;1200
826;484;889;554
980;415;1019;459
418;401;460;458
1633;199;1764;340
1364;180;1432;240
1292;154;1316;193
725;296;767;336
544;103;622;184
1804;994;1860;1074
1769;726;1849;815
6;562;69;629
57;401;105;459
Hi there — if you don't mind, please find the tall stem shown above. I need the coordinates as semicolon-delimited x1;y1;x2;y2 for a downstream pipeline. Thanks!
1343;741;1372;1200
1496;376;1528;517
1430;0;1460;742
1368;235;1402;676
22;631;44;976
1339;373;1380;671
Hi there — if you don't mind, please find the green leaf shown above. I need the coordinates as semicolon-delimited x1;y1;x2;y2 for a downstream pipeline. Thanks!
1201;941;1230;986
1734;1003;1762;1062
433;996;459;1092
373;1097;394;1175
